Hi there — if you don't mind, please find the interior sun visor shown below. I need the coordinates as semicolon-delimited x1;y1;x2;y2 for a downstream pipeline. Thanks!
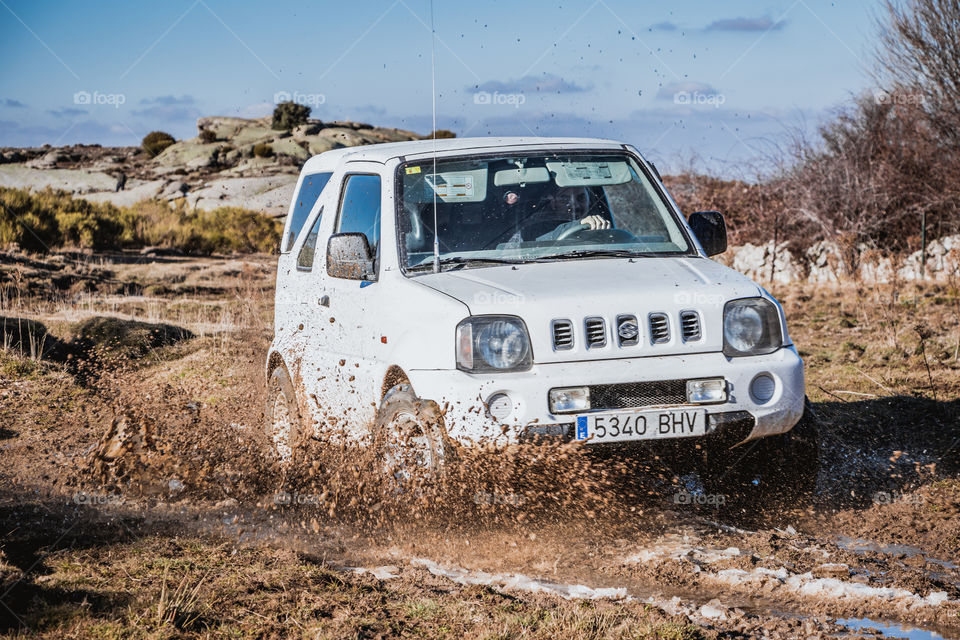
547;160;631;186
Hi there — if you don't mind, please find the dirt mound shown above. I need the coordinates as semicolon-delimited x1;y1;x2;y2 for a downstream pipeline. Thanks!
0;315;70;361
72;316;193;358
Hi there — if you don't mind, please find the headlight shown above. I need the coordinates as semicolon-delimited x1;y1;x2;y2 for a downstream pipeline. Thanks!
722;298;783;357
456;316;532;372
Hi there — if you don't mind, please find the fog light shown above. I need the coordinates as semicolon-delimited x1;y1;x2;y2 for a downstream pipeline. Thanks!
548;387;590;414
686;378;727;404
487;393;513;420
750;373;776;404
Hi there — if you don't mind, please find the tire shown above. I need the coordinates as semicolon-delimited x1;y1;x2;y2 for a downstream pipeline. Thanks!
373;384;451;491
265;365;301;467
701;398;820;509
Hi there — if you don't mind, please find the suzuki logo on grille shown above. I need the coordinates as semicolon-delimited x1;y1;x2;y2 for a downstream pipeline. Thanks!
618;320;639;341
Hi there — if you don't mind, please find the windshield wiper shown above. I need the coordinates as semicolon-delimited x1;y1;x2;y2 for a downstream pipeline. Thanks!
531;249;650;261
408;256;523;272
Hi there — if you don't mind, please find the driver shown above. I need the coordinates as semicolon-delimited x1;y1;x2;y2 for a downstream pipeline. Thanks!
508;186;610;242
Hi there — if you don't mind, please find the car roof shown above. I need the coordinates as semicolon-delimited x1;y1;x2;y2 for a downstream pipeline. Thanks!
300;136;629;172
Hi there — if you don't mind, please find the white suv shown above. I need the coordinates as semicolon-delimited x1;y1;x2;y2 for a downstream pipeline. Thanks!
267;137;818;500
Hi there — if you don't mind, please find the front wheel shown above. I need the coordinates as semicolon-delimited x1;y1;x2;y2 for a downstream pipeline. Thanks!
373;384;451;492
701;399;820;510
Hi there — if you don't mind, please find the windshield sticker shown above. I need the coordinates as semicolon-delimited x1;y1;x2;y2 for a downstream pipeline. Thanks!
426;174;475;198
405;166;421;174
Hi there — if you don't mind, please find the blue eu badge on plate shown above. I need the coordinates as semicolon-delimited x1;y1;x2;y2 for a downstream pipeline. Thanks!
576;416;588;440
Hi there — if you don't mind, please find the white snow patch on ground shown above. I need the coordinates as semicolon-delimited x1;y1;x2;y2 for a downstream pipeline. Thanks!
410;557;628;601
625;544;956;609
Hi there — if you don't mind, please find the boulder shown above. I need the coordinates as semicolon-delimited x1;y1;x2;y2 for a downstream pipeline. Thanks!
269;137;309;161
81;179;166;207
187;175;297;216
25;150;64;169
0;164;117;194
153;141;221;168
292;122;323;138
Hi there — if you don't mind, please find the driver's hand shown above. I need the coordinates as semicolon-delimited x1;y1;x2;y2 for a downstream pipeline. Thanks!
579;215;610;230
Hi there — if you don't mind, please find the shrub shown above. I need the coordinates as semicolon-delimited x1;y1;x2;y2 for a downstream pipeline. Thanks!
142;131;176;157
0;187;281;255
427;129;457;139
252;143;273;158
271;101;311;131
171;207;282;254
0;187;61;251
198;129;218;143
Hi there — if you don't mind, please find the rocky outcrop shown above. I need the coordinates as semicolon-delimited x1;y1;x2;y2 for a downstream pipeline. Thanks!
0;115;423;217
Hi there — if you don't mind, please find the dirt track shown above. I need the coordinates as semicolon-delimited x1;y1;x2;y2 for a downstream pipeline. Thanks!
1;250;958;638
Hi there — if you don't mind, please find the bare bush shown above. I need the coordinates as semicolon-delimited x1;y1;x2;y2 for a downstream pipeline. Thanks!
877;0;960;145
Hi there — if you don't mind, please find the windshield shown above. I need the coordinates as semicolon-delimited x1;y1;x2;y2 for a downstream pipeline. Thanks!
398;152;692;271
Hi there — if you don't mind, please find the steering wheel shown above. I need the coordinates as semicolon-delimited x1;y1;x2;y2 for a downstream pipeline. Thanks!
556;222;591;241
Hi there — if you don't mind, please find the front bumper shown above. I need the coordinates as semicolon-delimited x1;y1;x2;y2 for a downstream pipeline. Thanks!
407;346;805;445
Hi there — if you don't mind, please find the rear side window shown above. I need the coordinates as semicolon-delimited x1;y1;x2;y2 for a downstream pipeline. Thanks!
296;211;323;270
283;171;332;253
336;174;381;257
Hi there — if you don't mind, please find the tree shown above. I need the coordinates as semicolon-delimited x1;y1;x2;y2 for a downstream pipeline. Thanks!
272;101;311;131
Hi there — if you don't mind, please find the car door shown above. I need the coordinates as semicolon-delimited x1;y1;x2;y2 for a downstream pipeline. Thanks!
279;182;340;435
301;167;384;439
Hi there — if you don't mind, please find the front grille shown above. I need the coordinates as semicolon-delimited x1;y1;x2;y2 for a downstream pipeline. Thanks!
552;319;574;350
680;311;701;341
584;317;607;348
589;379;688;410
649;313;670;344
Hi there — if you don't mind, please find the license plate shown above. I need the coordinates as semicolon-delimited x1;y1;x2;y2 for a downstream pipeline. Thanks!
574;408;706;444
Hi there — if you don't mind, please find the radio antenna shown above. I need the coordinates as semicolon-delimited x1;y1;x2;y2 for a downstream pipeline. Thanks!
430;0;440;274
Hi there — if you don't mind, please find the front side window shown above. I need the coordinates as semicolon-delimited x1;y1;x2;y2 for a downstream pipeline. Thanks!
336;174;381;257
397;152;691;271
296;210;323;269
283;171;332;253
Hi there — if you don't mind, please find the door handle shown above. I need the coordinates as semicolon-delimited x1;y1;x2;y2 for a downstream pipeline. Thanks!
319;295;330;307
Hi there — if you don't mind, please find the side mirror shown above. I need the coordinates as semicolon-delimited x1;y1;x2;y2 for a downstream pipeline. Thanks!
687;211;727;257
326;233;376;280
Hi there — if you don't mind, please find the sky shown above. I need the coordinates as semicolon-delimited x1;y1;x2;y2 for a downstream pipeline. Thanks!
0;0;882;175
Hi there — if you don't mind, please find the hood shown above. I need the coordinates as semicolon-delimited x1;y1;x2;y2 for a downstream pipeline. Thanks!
413;257;764;363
